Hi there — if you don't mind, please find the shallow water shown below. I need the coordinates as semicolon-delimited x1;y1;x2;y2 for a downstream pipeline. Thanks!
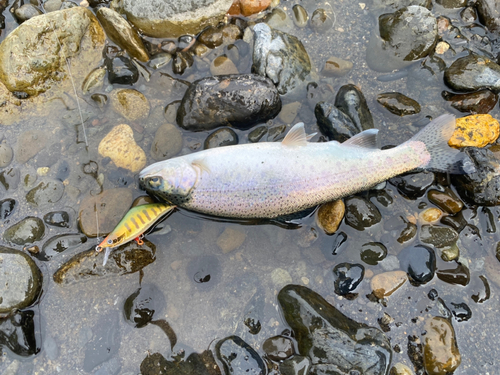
1;1;500;374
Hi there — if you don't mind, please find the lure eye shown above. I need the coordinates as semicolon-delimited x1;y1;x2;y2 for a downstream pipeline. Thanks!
147;176;163;189
107;239;113;245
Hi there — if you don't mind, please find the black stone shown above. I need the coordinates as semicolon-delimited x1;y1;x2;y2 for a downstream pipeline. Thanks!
344;196;382;231
332;262;365;296
177;74;281;131
204;128;238;149
399;245;436;285
451;302;472;322
172;51;193;75
215;336;266;375
124;284;166;328
277;285;392;375
440;211;467;233
107;56;139;85
360;242;387;265
376;92;421;116
334;84;374;132
262;336;295;361
389;171;435;199
0;198;16;220
428;288;438;300
0;310;40;357
3;217;45;245
476;0;500;34
314;101;359;142
43;211;70;228
436;262;470;286
444;54;500;92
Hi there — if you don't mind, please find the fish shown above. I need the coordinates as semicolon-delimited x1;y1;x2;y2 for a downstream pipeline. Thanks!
95;203;175;265
139;114;465;220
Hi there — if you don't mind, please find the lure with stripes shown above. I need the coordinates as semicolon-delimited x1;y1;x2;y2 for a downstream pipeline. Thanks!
95;203;175;265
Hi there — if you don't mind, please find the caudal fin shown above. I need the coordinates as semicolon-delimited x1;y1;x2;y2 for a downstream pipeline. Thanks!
408;114;467;174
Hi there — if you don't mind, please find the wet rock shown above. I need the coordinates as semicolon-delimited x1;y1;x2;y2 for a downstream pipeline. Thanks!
43;0;64;12
292;5;308;27
0;247;43;313
448;114;499;148
124;284;166;328
110;88;150;121
0;7;105;96
377;92;421;116
332;262;365;296
238;0;271;16
0;198;16;220
316;199;345;235
0;310;40;356
399;244;436;285
314;102;359;142
397;221;418;244
83;313;120;372
423;317;461;375
0;141;13;167
96;7;149;62
216;227;246;253
427;189;463;214
277;101;300;124
198;25;224;49
38;233;87;261
140;351;221;375
43;211;70;228
177;74;281;131
280;355;311;375
98;124;147;173
420;225;459;248
121;0;233;38
451;147;500;205
344;196;382;231
310;8;334;33
0;168;20;192
442;89;498;114
263;336;295;361
210;55;238;75
216;336;266;374
3;217;45;245
150;123;183;161
334;84;374;131
436;0;466;7
371;271;408;299
389;362;414;375
252;23;311;96
389;171;435;199
53;240;156;284
278;284;392;374
204;128;239;149
476;0;500;33
248;126;268;142
440;211;467;233
372;0;432;11
436;262;470;286
361;242;387;265
78;188;133;237
107;56;139;85
91;93;108;110
148;52;172;70
444;54;500;92
16;130;48;163
419;208;443;224
450;302;472;322
14;4;42;22
172;51;194;75
25;179;64;207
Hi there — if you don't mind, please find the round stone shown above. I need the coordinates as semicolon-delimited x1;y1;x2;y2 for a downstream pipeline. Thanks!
3;217;45;245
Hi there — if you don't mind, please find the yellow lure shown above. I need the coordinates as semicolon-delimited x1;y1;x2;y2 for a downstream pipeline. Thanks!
95;203;175;265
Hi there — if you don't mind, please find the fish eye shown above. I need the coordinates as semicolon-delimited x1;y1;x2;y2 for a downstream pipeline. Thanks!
148;176;163;189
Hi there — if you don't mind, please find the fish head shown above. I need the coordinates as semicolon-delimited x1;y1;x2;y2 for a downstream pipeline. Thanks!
139;159;198;204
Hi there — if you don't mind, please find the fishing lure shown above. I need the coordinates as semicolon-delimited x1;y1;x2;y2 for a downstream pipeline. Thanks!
95;203;175;265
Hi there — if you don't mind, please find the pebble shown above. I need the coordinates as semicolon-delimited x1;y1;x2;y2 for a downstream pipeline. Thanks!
172;51;193;75
321;56;353;77
262;336;295;361
0;198;16;220
436;262;470;286
448;114;499;148
314;102;359;142
439;243;460;261
476;0;500;33
278;101;301;124
389;171;435;199
344;196;382;231
78;187;133;237
441;89;498;114
150;123;183;161
110;89;150;122
248;126;268;142
397;221;417;244
423;317;461;375
292;4;308;27
26;179;65;207
216;227;246;253
43;211;71;228
106;56;139;85
360;242;387;265
310;8;334;33
399;244;436;285
0;247;43;313
0;142;13;167
419;208;443;224
0;168;20;192
371;271;407;299
204;128;239;149
316;199;345;235
450;302;472;322
3;217;45;245
332;262;364;296
38;233;88;261
390;362;415;375
240;0;271;16
335;84;374;131
98;124;147;173
376;92;421;116
210;55;238;75
427;189;463;214
444;54;500;92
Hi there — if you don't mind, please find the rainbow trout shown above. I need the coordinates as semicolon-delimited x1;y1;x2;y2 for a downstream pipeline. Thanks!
139;114;463;219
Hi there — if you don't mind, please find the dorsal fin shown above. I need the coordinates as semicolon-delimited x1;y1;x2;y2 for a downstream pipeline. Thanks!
343;129;379;149
282;123;309;147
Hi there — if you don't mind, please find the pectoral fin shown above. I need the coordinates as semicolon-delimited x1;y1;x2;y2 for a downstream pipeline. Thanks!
282;123;309;147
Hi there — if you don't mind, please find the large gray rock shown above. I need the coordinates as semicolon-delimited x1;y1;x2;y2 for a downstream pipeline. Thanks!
252;23;311;96
444;54;500;92
120;0;233;38
0;247;43;313
278;285;392;375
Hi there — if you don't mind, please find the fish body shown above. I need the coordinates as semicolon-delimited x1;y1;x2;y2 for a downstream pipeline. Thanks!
139;115;461;219
96;203;175;265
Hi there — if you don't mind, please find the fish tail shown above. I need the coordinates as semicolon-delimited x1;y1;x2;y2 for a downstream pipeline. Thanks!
406;114;469;174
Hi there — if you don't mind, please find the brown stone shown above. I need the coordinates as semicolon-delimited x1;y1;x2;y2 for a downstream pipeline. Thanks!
317;199;345;235
371;271;407;299
110;89;150;122
216;227;246;253
240;0;271;16
423;317;461;375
